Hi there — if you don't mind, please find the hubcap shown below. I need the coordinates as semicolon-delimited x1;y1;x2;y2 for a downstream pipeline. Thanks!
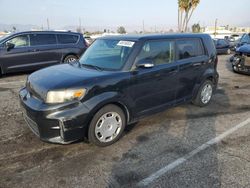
201;84;213;104
66;57;77;63
95;112;122;143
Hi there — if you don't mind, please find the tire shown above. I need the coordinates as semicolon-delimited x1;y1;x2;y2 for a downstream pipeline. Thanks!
88;104;126;147
192;80;214;107
63;55;78;63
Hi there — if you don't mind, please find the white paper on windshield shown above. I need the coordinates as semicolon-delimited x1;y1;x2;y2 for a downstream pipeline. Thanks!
117;41;135;48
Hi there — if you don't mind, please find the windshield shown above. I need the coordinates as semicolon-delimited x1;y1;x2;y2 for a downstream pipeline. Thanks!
0;34;11;44
79;39;135;71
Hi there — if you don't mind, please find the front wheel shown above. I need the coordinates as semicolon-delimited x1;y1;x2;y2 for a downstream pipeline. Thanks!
88;105;126;147
192;80;214;107
63;55;78;63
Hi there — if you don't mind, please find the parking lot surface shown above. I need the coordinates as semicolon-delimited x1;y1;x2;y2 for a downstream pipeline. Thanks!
0;55;250;188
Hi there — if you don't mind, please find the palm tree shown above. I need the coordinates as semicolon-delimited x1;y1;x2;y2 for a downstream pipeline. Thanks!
178;0;189;32
178;0;200;32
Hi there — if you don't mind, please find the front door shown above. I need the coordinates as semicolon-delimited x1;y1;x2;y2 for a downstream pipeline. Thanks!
0;34;36;73
129;39;179;116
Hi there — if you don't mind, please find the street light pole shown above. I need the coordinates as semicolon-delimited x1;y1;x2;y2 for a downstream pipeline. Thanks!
214;18;218;38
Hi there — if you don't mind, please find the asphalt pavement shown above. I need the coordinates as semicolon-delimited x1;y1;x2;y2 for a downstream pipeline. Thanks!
0;55;249;188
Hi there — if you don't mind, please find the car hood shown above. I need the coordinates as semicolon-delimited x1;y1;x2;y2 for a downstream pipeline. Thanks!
236;44;250;54
27;64;109;100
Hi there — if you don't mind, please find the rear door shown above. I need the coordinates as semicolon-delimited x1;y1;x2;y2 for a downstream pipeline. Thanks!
29;33;61;68
129;39;179;115
175;38;208;101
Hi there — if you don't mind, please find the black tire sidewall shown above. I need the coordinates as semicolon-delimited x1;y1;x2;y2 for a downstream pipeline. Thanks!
63;55;78;63
193;80;214;107
88;104;126;147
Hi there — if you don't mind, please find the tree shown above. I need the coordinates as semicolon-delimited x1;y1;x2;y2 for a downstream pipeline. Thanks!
117;26;126;34
192;23;201;33
178;0;200;32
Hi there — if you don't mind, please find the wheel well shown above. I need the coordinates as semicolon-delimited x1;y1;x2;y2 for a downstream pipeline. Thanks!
206;76;215;84
84;102;130;138
62;53;78;62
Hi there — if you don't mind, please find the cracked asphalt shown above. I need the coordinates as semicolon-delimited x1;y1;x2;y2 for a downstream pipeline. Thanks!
0;55;250;188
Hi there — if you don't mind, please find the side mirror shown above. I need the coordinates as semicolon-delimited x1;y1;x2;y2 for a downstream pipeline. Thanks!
136;59;154;68
5;42;15;51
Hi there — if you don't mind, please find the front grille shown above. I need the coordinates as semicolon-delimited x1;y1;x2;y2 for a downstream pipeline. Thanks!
23;113;40;136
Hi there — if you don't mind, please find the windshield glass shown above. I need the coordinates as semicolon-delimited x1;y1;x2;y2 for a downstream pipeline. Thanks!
79;39;135;71
0;34;11;43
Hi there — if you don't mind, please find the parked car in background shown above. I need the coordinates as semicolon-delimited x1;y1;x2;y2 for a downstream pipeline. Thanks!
213;38;231;54
84;36;94;46
236;33;250;48
19;34;219;146
232;44;250;75
0;31;87;76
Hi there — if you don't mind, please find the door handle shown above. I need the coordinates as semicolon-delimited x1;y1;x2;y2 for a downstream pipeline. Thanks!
168;68;178;74
192;62;202;67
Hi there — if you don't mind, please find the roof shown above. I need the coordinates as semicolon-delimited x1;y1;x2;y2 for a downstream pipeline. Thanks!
8;30;81;35
101;33;211;41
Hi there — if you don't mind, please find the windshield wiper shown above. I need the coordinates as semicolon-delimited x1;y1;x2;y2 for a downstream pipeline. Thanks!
81;64;103;71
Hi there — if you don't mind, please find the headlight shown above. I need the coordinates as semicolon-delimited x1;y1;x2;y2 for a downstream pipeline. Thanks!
46;89;86;104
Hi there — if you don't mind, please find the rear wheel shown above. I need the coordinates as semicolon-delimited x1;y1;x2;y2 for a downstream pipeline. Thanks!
192;80;214;107
63;55;78;63
88;105;126;147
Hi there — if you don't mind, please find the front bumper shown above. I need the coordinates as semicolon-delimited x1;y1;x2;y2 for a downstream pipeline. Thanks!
19;87;91;144
232;57;250;75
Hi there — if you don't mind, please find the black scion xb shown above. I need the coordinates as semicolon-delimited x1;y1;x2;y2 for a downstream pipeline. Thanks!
19;34;219;146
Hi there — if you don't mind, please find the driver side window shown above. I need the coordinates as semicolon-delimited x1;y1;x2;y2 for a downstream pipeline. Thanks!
6;35;29;47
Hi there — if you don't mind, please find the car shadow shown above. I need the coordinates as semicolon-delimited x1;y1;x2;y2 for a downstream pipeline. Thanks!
106;87;232;187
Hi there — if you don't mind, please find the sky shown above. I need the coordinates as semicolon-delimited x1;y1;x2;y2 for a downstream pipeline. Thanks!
0;0;249;31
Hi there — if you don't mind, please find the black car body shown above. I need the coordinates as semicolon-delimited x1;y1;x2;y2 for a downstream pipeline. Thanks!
0;31;87;75
19;34;219;146
213;38;231;54
232;44;250;75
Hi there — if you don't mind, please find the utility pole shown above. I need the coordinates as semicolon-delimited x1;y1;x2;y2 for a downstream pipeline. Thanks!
214;18;218;38
142;20;145;33
79;17;82;33
47;18;50;30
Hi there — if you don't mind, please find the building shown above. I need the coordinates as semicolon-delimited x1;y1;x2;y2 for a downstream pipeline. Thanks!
202;26;250;39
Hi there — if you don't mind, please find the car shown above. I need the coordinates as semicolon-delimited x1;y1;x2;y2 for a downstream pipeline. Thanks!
0;31;88;76
236;33;250;48
227;35;242;51
232;44;250;75
19;34;219;146
213;38;231;54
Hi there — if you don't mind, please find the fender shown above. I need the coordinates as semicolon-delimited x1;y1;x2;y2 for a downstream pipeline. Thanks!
192;68;219;99
83;91;132;123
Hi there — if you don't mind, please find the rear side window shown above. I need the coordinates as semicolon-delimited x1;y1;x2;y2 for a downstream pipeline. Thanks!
177;39;204;60
57;34;79;44
30;34;56;46
137;40;175;65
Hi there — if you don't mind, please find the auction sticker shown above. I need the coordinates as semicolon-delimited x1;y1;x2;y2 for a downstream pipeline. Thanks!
117;41;135;48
